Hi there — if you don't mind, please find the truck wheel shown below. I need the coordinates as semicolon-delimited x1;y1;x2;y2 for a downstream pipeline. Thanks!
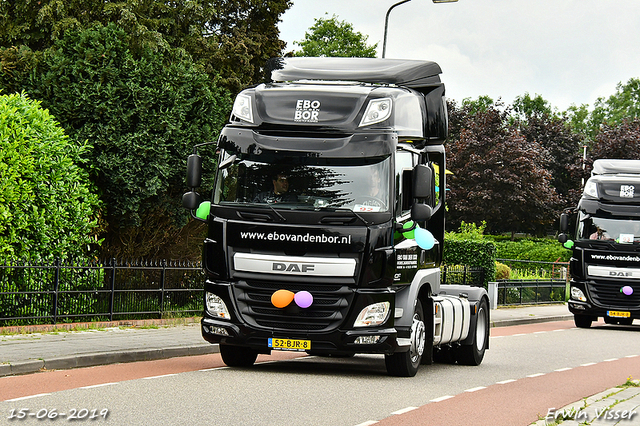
385;300;425;377
574;315;592;328
219;344;258;367
456;298;489;366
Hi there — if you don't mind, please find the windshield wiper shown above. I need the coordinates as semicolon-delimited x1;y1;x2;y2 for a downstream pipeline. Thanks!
263;202;287;222
318;206;369;225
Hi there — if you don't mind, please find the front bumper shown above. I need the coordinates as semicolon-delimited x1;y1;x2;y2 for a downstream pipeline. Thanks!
201;315;405;355
568;299;640;319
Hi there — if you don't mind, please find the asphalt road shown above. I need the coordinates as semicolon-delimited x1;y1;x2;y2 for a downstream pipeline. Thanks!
2;320;640;426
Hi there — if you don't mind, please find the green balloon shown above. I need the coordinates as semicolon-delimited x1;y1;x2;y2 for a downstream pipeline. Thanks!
196;201;211;220
563;240;574;249
402;221;416;239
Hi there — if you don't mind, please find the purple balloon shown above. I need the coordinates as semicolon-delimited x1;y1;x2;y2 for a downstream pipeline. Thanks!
294;291;313;308
622;286;634;296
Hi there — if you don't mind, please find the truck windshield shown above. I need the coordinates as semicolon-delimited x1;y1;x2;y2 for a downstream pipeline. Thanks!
577;213;640;244
213;150;391;213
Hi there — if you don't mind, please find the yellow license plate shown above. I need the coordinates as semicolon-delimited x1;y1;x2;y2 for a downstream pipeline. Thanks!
268;338;311;351
608;310;631;318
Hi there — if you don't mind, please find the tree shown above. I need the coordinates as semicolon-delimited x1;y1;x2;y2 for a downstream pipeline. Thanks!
0;0;292;93
513;93;585;207
512;93;554;121
590;118;640;161
592;77;640;127
293;14;378;58
446;99;561;237
26;24;232;258
0;92;100;259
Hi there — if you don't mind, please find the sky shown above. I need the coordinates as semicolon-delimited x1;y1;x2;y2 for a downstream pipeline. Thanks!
278;0;640;112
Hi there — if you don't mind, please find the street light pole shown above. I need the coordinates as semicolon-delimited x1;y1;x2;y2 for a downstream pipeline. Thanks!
382;0;411;59
382;0;458;59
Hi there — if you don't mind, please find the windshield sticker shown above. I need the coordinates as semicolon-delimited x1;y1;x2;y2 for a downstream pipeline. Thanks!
620;185;635;198
619;233;635;244
294;99;320;122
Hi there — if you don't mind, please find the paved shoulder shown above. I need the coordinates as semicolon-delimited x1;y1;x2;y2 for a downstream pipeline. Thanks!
0;324;219;377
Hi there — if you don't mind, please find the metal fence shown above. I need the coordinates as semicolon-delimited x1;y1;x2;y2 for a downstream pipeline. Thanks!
497;258;569;280
1;257;559;326
496;279;567;306
441;265;486;287
0;258;204;326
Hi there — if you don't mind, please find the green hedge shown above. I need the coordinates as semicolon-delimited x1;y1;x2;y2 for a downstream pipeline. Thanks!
490;238;570;263
443;238;496;287
0;92;100;259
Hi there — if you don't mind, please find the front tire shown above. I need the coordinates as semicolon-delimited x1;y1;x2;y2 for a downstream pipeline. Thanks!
385;300;425;377
456;298;489;366
219;344;258;367
574;314;593;328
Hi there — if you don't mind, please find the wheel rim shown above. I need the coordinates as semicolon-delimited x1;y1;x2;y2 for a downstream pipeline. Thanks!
475;307;487;352
410;313;426;363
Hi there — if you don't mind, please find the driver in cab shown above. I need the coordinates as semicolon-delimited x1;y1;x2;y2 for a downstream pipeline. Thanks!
254;173;297;203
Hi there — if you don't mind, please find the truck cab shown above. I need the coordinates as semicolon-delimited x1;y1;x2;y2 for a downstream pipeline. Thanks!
559;159;640;327
184;57;489;376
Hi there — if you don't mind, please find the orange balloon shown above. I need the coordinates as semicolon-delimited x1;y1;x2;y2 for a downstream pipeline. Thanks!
271;289;294;308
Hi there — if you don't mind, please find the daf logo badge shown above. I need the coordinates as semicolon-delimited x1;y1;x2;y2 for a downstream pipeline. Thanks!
273;262;315;273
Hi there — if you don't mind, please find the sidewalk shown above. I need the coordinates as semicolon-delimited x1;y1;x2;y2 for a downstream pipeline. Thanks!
530;382;640;426
0;304;571;377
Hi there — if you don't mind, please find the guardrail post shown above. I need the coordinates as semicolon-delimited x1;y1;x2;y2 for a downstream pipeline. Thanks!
488;282;498;309
109;258;116;321
160;259;167;318
53;258;61;324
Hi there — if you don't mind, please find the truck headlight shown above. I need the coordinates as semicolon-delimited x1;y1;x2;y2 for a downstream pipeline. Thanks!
206;292;231;319
232;94;253;123
570;286;587;302
583;180;598;198
354;301;391;327
359;98;392;127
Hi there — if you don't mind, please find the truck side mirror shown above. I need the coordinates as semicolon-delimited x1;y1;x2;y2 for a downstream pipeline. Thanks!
411;203;432;222
413;164;433;202
559;213;569;233
186;154;202;188
182;191;203;210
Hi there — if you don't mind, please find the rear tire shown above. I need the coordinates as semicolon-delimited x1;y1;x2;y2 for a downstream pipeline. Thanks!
385;300;425;377
456;298;489;366
219;344;258;367
574;314;593;328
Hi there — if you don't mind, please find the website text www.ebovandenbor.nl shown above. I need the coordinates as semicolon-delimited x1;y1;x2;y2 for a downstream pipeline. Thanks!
239;231;352;245
591;254;640;262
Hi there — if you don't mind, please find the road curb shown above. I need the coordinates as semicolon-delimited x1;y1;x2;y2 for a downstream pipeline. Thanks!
491;314;574;328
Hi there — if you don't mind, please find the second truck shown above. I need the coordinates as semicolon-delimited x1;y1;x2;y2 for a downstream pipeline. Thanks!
559;159;640;328
183;57;490;376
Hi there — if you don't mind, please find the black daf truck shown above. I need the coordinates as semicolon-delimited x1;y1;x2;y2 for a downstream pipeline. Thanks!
183;57;489;376
559;159;640;328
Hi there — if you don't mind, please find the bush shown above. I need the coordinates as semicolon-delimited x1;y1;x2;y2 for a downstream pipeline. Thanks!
0;92;100;259
2;23;232;259
490;237;570;263
443;238;496;287
495;262;511;280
